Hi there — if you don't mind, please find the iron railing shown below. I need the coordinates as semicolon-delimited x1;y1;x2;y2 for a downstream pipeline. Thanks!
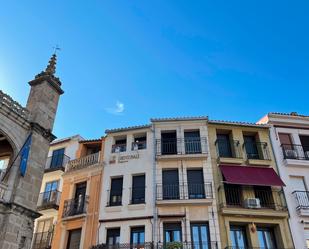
222;186;286;210
107;189;123;206
45;154;70;171
156;183;213;200
92;242;218;249
215;139;242;158
156;137;208;156
62;195;88;217
130;187;146;204
293;190;309;209
112;144;127;153
66;152;100;172
37;190;61;210
31;231;53;249
281;144;309;160
243;142;271;160
132;141;147;150
92;242;153;249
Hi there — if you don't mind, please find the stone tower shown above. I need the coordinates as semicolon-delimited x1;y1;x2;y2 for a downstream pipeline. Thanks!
0;54;63;249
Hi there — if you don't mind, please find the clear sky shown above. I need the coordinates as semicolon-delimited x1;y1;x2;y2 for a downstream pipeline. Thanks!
1;1;308;139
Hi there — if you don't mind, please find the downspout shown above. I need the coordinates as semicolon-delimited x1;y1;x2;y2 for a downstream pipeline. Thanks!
152;123;158;245
268;126;296;249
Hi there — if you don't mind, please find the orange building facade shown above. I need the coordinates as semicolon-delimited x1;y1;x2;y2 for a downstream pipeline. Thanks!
52;138;104;249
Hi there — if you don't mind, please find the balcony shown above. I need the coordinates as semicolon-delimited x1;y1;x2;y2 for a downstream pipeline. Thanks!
156;137;208;159
112;144;127;153
131;141;147;150
31;231;53;249
293;191;309;216
281;144;309;166
66;152;100;172
156;183;213;205
92;242;218;249
62;195;88;218
220;186;287;217
215;139;243;164
243;142;271;166
45;154;70;172
37;190;61;211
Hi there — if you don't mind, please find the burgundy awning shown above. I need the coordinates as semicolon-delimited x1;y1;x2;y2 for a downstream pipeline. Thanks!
220;165;285;187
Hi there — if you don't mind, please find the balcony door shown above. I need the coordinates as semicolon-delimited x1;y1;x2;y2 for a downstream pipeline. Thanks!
50;148;65;168
33;218;53;249
244;135;259;159
290;176;309;208
217;134;232;157
300;135;309;159
257;227;277;249
66;229;82;249
164;223;182;243
187;169;205;199
74;182;86;214
161;131;177;155
132;175;145;204
163;170;179;200
43;180;58;204
130;227;145;245
184;131;201;154
191;223;210;249
230;226;248;249
106;228;120;245
110;177;123;206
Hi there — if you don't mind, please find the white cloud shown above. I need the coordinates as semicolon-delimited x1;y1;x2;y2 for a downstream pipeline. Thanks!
105;101;125;115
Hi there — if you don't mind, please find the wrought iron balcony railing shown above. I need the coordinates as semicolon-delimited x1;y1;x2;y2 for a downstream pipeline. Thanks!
112;144;127;153
293;190;309;209
221;186;286;210
156;183;213;201
92;242;218;249
31;231;53;249
37;190;61;210
281;144;309;160
132;141;147;150
45;154;70;172
243;142;271;160
66;152;100;172
215;139;242;158
62;195;88;218
156;137;208;156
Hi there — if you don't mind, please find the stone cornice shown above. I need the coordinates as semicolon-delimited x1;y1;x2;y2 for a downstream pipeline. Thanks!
29;75;64;95
30;122;56;142
0;200;41;219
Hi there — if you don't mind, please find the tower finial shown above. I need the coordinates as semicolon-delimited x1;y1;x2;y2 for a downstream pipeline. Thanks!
45;53;57;75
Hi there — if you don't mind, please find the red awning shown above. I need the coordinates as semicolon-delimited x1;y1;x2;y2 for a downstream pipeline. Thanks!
220;165;285;187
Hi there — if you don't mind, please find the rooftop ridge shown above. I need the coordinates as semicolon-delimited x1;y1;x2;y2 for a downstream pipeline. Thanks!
209;119;269;127
105;124;151;134
151;116;208;122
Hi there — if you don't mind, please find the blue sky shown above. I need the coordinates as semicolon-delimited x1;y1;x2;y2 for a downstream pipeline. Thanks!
1;1;308;139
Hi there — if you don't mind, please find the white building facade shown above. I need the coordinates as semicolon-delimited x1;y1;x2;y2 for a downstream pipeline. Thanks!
259;112;309;249
98;125;155;246
31;135;82;249
152;117;221;249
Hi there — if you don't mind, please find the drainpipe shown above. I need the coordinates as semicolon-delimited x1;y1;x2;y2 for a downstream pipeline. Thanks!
268;126;296;249
152;123;158;245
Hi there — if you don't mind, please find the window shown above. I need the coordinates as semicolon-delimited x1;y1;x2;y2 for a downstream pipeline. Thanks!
0;157;9;171
162;170;179;200
187;169;205;199
131;175;145;204
130;227;145;245
217;134;232;158
43;180;59;204
66;229;82;249
184;131;201;154
133;135;147;150
164;223;182;243
112;138;127;153
230;226;248;249
50;148;65;168
191;223;210;249
33;219;53;249
257;227;277;249
73;182;87;215
161;131;177;155
106;228;120;245
300;135;309;159
224;184;242;206
109;177;123;206
243;135;259;159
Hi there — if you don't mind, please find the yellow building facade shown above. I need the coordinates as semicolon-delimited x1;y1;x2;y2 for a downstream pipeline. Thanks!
208;121;294;249
52;138;104;249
